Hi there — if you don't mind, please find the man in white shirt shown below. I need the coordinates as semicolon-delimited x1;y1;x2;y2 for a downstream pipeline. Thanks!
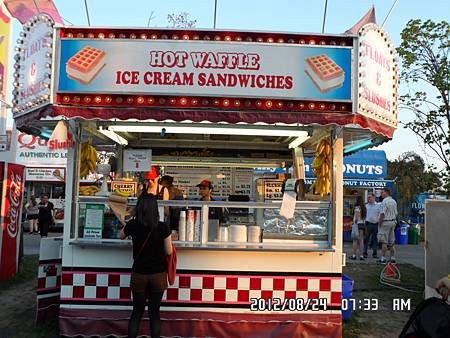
364;192;380;258
377;188;398;264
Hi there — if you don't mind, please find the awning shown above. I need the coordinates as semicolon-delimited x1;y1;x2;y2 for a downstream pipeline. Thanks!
14;104;396;139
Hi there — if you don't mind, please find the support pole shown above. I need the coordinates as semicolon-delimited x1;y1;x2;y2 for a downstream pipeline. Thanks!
321;0;328;33
213;0;218;29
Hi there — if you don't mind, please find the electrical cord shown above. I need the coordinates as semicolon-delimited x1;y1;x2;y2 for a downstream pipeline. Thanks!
379;263;423;293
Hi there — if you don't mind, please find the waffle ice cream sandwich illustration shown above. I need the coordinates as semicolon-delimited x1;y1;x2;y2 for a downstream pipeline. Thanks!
305;54;344;93
66;46;106;84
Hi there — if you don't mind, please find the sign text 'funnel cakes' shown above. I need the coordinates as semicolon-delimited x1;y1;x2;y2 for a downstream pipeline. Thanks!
305;54;345;93
66;46;106;84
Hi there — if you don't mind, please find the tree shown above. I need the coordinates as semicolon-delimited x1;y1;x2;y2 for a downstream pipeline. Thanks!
387;152;442;216
397;20;450;191
167;12;197;28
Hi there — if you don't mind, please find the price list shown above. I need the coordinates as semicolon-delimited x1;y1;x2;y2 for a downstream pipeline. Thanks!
264;180;283;201
165;166;232;199
233;168;254;199
164;167;254;200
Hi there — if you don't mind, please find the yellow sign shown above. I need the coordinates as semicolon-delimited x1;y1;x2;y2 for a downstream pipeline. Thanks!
0;4;11;99
111;181;137;197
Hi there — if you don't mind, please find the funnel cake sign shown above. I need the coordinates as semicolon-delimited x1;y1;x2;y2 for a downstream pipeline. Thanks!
357;23;399;127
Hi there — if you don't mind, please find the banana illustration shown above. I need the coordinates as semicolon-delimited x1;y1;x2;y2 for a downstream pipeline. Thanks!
114;188;133;197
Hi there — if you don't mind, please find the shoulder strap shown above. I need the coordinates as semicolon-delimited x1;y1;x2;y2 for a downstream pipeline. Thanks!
132;227;153;271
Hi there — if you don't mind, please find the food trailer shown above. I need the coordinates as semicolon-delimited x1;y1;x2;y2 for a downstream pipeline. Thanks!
13;14;398;337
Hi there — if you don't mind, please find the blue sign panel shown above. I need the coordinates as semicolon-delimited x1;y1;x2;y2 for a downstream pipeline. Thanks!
305;150;387;179
305;178;393;189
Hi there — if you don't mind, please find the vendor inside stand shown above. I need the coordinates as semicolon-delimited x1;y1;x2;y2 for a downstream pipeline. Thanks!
196;179;228;241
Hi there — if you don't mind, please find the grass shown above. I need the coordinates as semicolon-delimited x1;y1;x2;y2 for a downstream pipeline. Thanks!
0;255;39;292
342;262;425;338
13;319;59;338
342;316;366;338
0;254;60;338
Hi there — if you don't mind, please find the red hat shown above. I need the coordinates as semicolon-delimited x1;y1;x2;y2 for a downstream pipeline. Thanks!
196;179;213;189
146;166;159;180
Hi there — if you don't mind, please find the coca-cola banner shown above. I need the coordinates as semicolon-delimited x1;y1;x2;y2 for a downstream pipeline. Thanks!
0;163;25;280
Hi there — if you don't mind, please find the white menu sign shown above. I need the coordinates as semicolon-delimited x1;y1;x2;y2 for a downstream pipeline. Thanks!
26;167;65;182
123;149;152;172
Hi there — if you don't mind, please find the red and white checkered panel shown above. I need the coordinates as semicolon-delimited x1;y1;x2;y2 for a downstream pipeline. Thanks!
37;260;62;292
61;272;132;300
60;271;341;309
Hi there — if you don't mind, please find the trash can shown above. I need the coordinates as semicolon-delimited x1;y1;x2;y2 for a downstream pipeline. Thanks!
395;222;409;245
342;274;354;320
343;230;352;242
408;225;419;245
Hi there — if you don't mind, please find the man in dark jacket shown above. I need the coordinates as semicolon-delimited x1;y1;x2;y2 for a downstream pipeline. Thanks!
38;195;54;238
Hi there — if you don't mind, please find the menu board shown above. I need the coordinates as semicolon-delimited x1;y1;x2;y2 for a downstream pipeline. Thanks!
165;167;232;199
264;180;284;201
164;167;254;200
234;168;254;199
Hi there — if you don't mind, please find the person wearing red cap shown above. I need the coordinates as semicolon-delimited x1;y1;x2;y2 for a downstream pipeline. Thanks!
196;179;228;227
196;179;214;200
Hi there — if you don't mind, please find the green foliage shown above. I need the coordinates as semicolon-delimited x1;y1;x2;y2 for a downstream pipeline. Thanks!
397;20;450;189
387;152;443;216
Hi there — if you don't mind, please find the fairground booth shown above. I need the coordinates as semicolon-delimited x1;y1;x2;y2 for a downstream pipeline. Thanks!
12;14;398;337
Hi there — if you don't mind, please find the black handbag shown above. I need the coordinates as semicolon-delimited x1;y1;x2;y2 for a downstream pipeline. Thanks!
399;297;450;338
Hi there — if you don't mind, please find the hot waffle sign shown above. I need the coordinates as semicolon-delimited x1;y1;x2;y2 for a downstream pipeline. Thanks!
56;34;353;102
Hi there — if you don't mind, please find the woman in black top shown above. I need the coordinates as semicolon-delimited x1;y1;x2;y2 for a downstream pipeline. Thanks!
120;182;173;338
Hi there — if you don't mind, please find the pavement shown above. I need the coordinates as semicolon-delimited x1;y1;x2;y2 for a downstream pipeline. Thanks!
23;231;61;256
344;242;425;269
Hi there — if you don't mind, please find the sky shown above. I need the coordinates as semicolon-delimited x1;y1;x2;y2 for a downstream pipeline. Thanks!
5;0;450;169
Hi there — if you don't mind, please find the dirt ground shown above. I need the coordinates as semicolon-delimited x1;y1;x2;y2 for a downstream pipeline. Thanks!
342;262;425;338
1;256;425;338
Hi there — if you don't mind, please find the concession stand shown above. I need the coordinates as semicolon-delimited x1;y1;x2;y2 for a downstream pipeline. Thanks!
13;14;398;337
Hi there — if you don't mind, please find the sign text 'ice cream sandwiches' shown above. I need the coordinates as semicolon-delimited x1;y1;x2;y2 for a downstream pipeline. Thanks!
66;46;106;84
305;54;345;93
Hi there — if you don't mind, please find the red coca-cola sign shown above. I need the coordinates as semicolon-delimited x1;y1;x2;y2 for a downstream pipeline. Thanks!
6;169;23;238
0;163;25;280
